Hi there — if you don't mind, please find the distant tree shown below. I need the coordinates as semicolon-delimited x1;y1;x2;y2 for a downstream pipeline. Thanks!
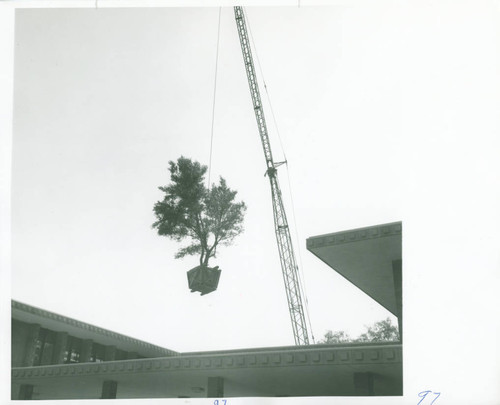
152;156;246;267
320;330;352;344
319;317;400;344
356;317;400;342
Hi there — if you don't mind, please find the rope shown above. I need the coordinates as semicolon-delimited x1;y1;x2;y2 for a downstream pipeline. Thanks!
207;7;222;191
245;8;315;343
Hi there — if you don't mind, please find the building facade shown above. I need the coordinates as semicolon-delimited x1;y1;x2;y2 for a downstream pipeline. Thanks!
12;221;402;399
11;299;402;399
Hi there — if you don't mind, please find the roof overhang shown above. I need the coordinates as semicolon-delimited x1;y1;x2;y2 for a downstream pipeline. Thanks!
11;300;177;357
307;222;402;317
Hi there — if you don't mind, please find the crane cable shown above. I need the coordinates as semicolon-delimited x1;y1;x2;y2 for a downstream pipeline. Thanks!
207;7;222;191
245;9;316;344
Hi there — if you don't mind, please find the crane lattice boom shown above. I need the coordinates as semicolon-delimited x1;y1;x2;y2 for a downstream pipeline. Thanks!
234;6;310;345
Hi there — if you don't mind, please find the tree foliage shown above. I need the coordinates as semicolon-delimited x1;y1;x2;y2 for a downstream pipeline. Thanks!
356;318;400;342
319;317;400;344
152;156;246;267
321;330;352;344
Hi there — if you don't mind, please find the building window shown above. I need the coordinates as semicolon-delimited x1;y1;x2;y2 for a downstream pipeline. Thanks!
63;336;82;363
32;328;56;366
90;343;106;363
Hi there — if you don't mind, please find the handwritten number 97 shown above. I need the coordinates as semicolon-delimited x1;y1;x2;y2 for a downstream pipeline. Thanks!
418;390;441;405
214;400;226;405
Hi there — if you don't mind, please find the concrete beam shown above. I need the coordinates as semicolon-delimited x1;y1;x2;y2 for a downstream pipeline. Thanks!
392;259;403;341
101;380;118;399
18;384;34;400
353;372;374;396
207;377;224;398
23;323;40;367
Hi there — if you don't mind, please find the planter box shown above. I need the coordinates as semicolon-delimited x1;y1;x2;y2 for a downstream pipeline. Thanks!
187;265;221;296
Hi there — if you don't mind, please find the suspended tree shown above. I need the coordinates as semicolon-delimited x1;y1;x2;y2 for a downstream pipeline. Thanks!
152;156;246;268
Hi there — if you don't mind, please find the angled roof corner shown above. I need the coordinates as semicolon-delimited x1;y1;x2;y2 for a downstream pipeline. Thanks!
307;222;402;317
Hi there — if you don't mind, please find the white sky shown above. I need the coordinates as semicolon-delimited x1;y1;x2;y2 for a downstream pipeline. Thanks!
2;2;500;403
10;6;405;352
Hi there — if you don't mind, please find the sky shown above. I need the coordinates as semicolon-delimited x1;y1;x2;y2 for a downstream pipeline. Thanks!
10;6;402;352
5;8;500;401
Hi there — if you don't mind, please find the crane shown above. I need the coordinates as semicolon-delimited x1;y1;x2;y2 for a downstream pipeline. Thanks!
233;6;310;345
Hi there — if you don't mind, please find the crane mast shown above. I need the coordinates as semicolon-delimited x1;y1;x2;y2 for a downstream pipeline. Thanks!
234;6;310;345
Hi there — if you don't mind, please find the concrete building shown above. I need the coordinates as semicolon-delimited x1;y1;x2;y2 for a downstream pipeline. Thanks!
11;221;402;399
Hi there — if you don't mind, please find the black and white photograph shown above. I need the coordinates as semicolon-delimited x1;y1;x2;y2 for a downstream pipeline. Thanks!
1;1;499;404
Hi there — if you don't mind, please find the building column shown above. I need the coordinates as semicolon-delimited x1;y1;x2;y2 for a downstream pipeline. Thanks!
104;345;116;361
80;339;93;363
101;380;118;399
207;377;224;398
353;372;374;396
22;323;41;367
18;384;34;400
392;259;403;342
52;332;68;364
